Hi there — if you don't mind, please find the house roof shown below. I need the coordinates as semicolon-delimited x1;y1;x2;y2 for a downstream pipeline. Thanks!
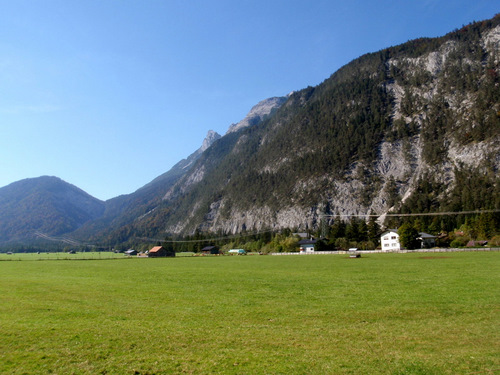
201;246;217;251
149;246;164;253
418;232;436;239
380;229;398;237
298;239;317;245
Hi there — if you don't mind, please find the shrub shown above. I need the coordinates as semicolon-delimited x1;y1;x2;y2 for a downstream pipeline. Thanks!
489;235;500;247
450;236;469;248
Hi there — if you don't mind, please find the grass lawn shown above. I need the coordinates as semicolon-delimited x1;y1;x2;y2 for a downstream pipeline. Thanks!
0;251;125;261
0;252;498;374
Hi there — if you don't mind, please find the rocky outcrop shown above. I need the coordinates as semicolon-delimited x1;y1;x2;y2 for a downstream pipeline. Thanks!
226;96;289;134
200;130;221;152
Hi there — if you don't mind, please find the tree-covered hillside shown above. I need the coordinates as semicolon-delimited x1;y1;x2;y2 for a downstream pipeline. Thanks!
0;176;104;246
117;15;498;243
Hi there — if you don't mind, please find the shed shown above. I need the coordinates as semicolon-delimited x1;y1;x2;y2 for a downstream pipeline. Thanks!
148;246;175;257
201;246;220;255
125;249;138;256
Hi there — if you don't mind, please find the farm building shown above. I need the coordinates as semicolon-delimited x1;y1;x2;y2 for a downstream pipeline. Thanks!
201;246;220;255
381;230;400;251
148;246;175;257
125;249;137;256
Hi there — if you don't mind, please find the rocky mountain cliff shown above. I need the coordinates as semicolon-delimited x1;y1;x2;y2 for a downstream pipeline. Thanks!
128;16;499;239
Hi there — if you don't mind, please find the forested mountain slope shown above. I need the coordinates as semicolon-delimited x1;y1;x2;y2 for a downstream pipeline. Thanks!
123;16;499;240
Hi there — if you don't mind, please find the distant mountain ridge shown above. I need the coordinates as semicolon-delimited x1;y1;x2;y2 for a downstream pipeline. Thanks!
0;176;104;245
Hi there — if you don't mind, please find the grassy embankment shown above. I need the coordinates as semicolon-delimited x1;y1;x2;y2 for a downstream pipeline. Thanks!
0;252;498;374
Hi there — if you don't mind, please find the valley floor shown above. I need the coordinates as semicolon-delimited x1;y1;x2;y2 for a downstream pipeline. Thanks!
0;252;498;374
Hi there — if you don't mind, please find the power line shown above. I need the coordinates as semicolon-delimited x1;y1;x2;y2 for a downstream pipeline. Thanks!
135;229;275;244
321;209;500;218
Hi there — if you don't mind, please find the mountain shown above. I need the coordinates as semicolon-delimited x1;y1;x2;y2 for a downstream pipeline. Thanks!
0;176;104;246
1;16;499;249
117;16;499;239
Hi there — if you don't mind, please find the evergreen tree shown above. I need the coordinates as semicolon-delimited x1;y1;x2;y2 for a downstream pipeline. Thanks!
367;213;381;244
398;223;420;250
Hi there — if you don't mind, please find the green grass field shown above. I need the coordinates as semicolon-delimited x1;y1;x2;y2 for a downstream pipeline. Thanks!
0;252;498;374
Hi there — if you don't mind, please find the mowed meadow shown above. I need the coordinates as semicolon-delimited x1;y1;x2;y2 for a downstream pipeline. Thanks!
0;252;498;374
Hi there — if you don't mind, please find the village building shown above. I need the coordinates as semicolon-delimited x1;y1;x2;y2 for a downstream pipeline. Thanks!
380;229;400;251
124;249;137;256
148;246;175;257
298;239;318;253
417;232;436;248
381;230;437;250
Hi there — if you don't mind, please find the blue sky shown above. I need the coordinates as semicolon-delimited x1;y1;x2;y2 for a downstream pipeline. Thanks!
0;1;498;200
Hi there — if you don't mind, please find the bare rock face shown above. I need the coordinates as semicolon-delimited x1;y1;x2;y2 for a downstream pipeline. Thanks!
226;96;289;134
201;130;221;152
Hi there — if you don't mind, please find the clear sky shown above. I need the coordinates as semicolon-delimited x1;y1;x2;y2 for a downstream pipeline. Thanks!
1;0;497;200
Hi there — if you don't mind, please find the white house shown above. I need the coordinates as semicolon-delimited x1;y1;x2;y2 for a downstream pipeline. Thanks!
298;239;317;253
380;229;400;251
381;229;437;250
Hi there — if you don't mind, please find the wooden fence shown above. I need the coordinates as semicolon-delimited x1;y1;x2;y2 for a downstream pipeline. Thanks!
271;248;500;255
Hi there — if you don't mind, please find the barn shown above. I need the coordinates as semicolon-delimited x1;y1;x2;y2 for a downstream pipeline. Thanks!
148;246;175;257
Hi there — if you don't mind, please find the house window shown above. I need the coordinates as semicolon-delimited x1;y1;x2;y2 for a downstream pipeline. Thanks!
391;236;397;239
383;237;389;240
384;244;390;247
